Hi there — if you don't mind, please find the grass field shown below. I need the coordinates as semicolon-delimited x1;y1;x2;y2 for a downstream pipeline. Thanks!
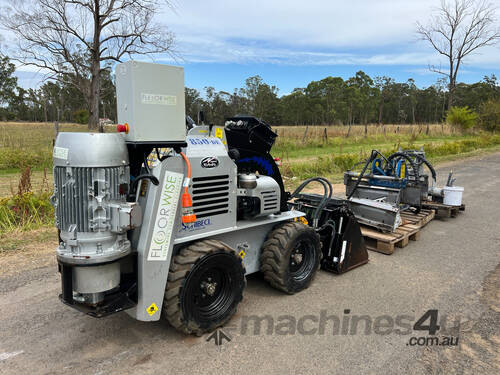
1;121;500;233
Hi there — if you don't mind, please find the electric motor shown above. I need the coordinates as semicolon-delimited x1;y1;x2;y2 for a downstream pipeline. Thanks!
52;133;141;304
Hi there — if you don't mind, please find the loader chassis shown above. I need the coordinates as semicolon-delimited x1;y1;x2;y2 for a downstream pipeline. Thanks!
52;61;368;335
128;126;304;321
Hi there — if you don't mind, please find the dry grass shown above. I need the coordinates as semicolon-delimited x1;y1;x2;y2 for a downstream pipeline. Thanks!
272;123;454;140
0;122;108;198
0;121;491;199
0;170;53;197
0;227;57;276
0;121;88;149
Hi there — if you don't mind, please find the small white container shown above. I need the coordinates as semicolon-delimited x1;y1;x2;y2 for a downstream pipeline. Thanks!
443;186;464;206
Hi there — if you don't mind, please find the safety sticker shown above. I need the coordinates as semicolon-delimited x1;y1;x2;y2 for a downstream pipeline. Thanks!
215;127;223;139
295;216;309;225
237;242;249;259
146;303;158;316
53;147;69;160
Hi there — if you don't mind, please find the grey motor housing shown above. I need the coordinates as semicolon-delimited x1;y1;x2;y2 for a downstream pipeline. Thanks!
237;174;281;219
52;133;141;304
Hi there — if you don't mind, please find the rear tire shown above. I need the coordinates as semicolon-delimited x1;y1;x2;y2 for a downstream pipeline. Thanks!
163;240;246;335
260;221;321;294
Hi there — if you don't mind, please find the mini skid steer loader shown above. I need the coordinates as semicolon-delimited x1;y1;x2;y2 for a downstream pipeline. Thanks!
52;61;368;335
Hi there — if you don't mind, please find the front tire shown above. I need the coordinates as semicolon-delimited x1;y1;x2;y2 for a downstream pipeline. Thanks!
163;240;246;335
260;221;321;294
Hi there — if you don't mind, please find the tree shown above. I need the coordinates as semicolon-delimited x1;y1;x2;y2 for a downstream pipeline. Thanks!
478;98;500;131
347;71;377;135
417;0;500;108
1;0;175;130
0;55;17;106
375;76;395;124
185;88;203;122
446;106;478;132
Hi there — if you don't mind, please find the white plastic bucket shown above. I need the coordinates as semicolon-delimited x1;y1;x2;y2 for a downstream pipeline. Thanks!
443;186;464;206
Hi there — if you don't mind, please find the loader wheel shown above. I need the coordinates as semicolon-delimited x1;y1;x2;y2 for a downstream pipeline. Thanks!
163;240;246;335
260;221;321;294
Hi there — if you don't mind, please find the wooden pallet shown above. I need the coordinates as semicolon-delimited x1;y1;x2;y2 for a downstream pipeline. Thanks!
400;208;435;227
421;201;465;218
360;209;435;255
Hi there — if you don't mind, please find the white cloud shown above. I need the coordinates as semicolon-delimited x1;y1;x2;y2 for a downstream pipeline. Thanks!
1;0;498;74
166;0;435;48
159;0;499;68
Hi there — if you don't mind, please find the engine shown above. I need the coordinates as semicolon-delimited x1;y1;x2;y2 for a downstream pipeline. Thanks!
236;173;281;219
52;133;141;305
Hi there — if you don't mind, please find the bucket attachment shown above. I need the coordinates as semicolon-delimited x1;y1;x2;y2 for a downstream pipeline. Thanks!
290;194;368;274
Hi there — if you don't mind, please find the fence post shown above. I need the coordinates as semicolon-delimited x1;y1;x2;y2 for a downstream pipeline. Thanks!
302;125;309;144
53;121;59;146
323;127;328;143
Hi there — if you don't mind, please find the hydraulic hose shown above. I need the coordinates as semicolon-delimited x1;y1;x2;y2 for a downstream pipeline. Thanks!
386;152;420;180
129;174;160;201
290;177;332;228
413;154;437;182
346;149;384;200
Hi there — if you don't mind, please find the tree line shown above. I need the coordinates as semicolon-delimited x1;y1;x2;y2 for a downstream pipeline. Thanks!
1;54;498;127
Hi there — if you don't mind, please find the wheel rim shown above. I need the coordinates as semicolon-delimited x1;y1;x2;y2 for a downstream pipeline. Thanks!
289;238;316;282
181;252;242;327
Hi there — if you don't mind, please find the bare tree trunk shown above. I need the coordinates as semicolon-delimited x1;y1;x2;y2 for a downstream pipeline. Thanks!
43;101;48;122
346;124;352;138
53;120;59;139
441;94;446;119
88;1;101;131
88;61;100;131
447;82;454;110
378;101;383;124
301;126;309;144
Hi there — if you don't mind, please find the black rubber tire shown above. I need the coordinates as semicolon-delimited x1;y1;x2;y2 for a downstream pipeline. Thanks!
260;221;321;294
163;239;246;335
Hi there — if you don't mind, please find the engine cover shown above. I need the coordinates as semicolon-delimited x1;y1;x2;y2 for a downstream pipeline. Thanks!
237;174;281;219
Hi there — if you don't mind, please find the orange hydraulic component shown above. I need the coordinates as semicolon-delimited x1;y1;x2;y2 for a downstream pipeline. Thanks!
180;152;196;223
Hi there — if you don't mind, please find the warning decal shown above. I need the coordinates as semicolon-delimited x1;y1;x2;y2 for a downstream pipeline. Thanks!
215;127;223;139
146;303;158;316
147;171;183;261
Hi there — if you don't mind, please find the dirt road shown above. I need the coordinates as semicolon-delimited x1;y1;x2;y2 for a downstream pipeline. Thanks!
1;154;499;374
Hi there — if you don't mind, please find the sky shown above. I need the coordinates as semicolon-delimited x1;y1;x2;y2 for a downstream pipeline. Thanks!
3;0;500;96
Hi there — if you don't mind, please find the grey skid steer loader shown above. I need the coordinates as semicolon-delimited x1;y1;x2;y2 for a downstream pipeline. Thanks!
52;61;368;335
